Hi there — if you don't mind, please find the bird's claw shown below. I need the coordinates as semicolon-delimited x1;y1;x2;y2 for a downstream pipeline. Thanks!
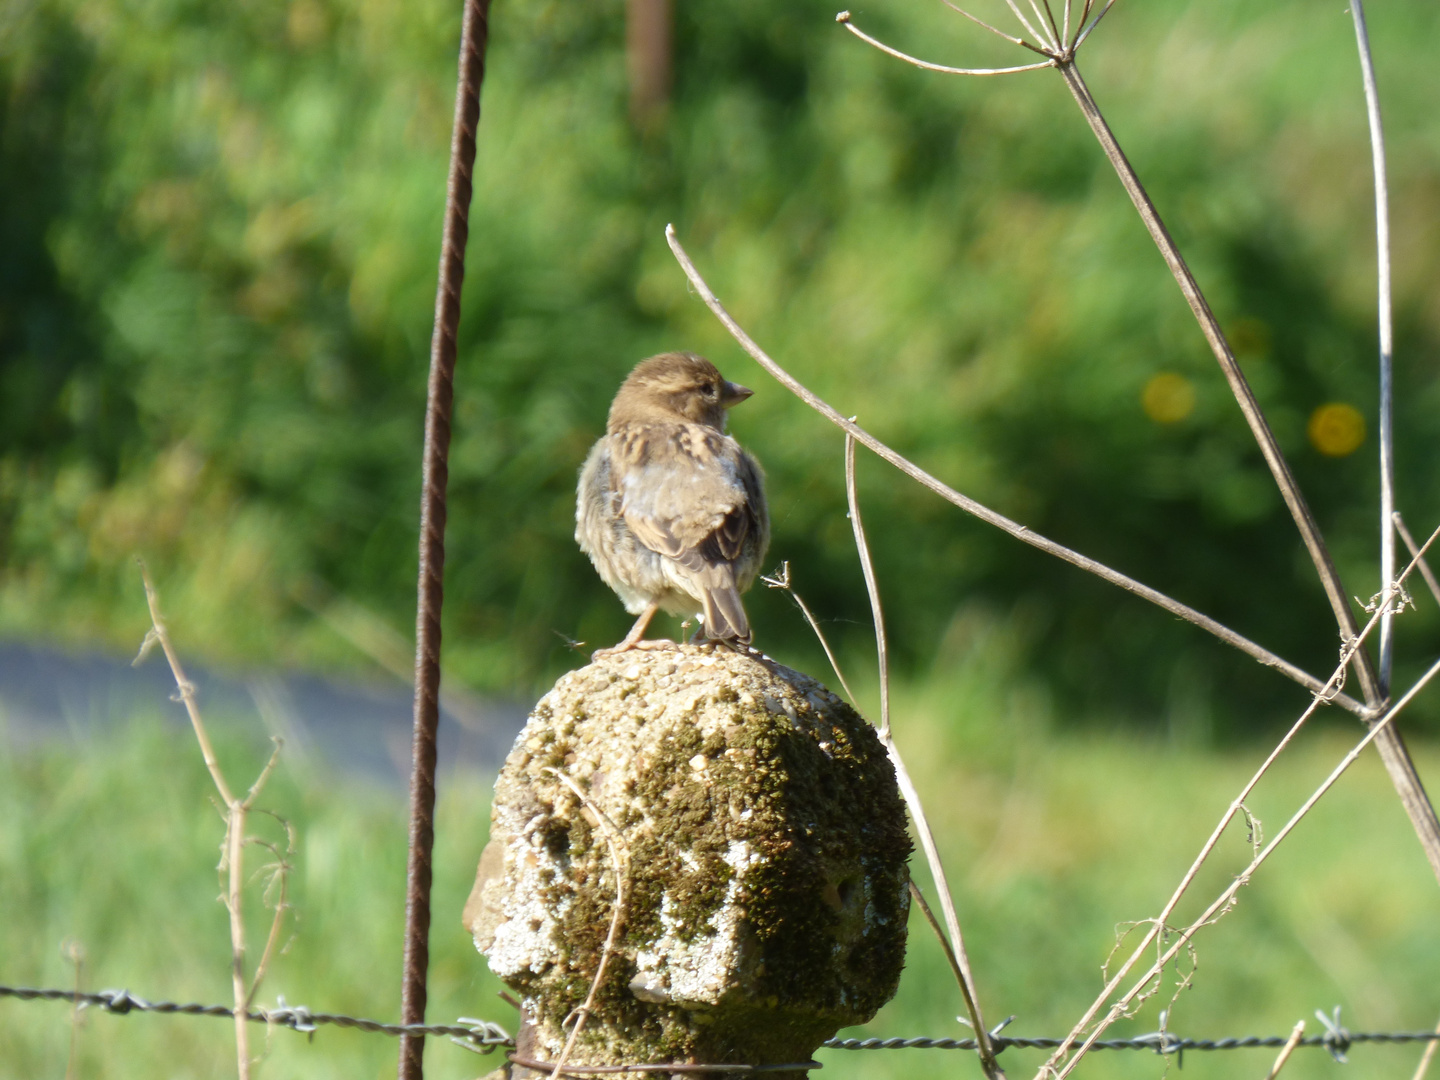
591;638;679;660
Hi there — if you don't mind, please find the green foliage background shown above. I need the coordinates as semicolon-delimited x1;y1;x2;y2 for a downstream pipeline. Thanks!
3;0;1440;732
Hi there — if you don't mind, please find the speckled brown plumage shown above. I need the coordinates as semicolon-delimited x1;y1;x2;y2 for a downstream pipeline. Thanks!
576;352;769;651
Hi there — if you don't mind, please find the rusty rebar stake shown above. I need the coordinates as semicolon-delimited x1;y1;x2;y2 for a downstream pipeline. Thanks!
399;1;492;1078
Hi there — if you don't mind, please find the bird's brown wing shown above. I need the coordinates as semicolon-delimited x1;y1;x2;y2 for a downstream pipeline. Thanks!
613;427;750;560
612;425;760;640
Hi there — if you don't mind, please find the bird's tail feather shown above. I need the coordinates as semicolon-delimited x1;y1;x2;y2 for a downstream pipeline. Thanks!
699;575;751;644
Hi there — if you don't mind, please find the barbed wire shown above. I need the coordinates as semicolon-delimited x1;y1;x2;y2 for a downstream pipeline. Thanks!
0;985;510;1052
6;982;1439;1065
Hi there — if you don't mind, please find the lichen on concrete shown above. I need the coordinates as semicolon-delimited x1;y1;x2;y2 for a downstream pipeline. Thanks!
464;643;911;1077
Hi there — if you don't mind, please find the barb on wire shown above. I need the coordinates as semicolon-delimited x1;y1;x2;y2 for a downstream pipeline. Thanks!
1313;1006;1352;1064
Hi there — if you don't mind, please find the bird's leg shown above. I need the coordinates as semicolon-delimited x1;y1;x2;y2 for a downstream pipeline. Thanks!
593;602;672;658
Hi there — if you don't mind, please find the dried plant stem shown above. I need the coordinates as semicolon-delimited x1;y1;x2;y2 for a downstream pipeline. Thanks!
940;0;1035;53
1043;671;1332;1077
844;436;1003;1080
246;817;295;1008
906;879;995;1048
1263;1021;1306;1080
1349;0;1396;694
224;811;251;1076
1055;59;1362;682
140;574;235;808
665;225;1365;717
1411;1014;1440;1080
1029;0;1060;52
1053;58;1440;882
1071;0;1115;51
1040;522;1440;1078
761;563;859;703
836;13;1053;74
62;941;84;1080
845;436;891;739
1396;514;1440;607
1047;648;1440;1080
887;712;1001;1075
141;565;288;1080
546;770;630;1080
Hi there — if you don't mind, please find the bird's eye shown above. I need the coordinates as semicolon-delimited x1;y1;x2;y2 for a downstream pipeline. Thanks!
701;383;718;399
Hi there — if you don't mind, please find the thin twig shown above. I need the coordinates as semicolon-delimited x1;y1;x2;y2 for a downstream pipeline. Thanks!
998;0;1051;51
1263;1021;1306;1080
1052;58;1440;881
763;563;997;1071
1030;0;1062;53
837;12;1054;70
546;770;630;1080
845;436;891;739
243;740;283;811
665;225;1366;716
62;941;84;1080
1071;0;1116;52
246;818;297;1009
1052;60;1360;677
1396;514;1440;607
1350;0;1396;695
1041;521;1440;1078
760;562;858;703
1412;1014;1440;1080
842;437;1002;1079
399;2;493;1077
225;807;251;1077
140;564;254;1079
1049;649;1440;1080
139;565;235;807
907;879;990;1034
940;0;1031;50
887;736;1002;1076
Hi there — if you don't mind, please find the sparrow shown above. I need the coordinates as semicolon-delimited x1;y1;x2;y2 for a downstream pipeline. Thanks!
576;352;770;653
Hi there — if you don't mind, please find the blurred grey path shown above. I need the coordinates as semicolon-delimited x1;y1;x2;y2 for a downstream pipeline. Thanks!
0;640;530;788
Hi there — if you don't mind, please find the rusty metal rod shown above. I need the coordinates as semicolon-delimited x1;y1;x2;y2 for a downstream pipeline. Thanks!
399;1;492;1077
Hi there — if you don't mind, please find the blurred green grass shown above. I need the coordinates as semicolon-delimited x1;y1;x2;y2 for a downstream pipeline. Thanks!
2;0;1439;734
3;653;1438;1079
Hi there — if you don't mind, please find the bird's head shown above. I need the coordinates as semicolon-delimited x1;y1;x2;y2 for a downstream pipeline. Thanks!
608;352;754;432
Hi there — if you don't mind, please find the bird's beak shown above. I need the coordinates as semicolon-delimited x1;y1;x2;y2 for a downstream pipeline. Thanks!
721;381;754;407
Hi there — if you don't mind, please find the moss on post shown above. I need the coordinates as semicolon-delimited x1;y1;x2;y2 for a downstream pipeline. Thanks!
465;644;911;1077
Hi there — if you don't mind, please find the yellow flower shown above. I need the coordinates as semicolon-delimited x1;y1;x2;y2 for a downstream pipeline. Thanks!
1307;403;1366;457
1142;372;1196;424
